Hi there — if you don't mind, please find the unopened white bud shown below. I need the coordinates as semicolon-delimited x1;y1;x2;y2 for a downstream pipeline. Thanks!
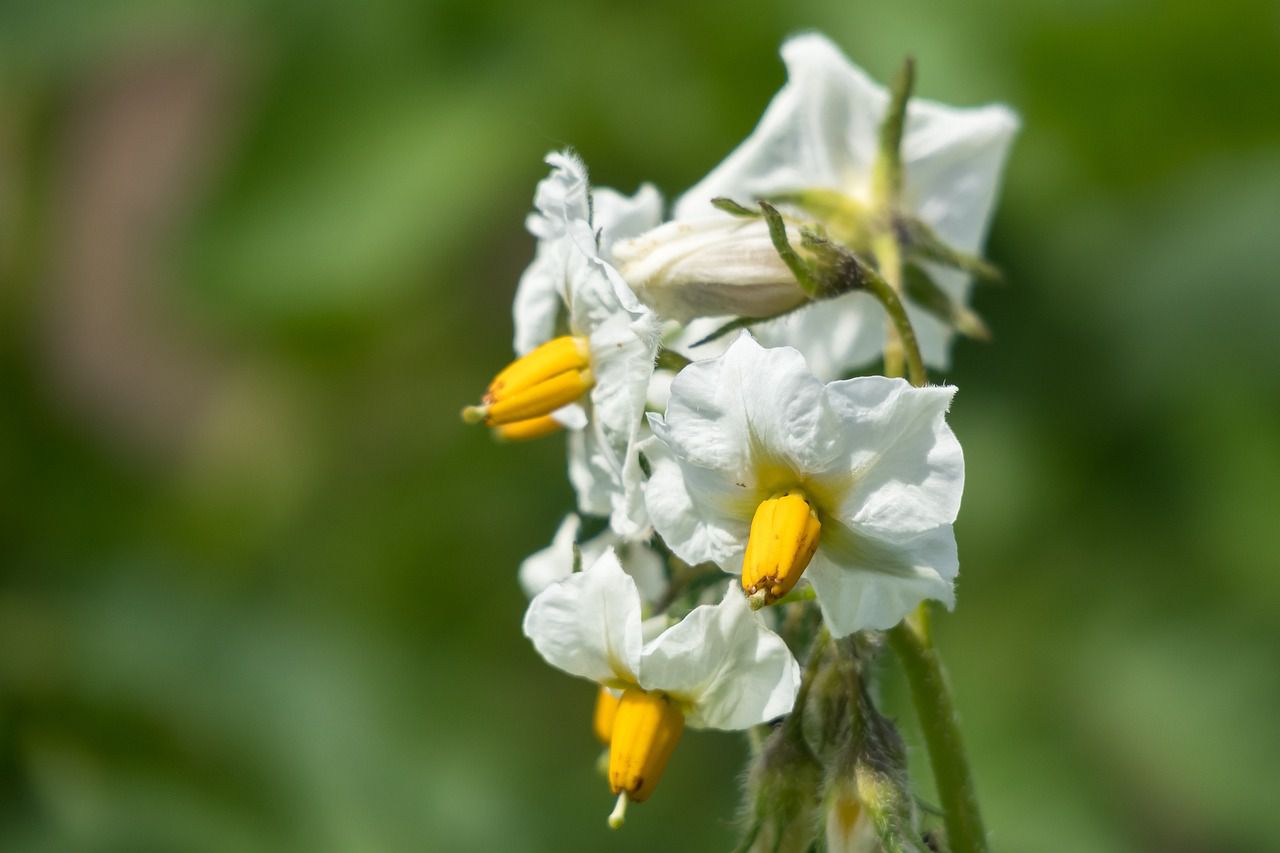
613;218;810;322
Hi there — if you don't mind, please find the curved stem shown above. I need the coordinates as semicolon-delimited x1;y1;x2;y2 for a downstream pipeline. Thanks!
863;250;927;388
887;609;987;853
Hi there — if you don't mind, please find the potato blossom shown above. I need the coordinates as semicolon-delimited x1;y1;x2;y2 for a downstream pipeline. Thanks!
642;334;963;636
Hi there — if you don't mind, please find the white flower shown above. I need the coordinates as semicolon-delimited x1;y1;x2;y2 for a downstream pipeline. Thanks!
514;152;662;355
518;513;667;603
468;151;662;537
524;548;799;815
673;33;1018;377
642;334;963;636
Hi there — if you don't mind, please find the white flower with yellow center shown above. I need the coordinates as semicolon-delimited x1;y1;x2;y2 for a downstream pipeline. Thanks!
642;334;963;636
523;547;800;826
464;152;662;536
661;33;1018;377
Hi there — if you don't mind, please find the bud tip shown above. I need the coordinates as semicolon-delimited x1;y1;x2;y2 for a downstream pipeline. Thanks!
461;405;487;425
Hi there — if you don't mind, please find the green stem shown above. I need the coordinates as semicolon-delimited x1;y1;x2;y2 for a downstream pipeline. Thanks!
784;626;830;738
887;610;987;853
863;247;926;388
872;231;910;381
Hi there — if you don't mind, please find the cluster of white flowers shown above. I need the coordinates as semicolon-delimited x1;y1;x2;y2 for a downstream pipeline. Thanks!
465;33;1016;839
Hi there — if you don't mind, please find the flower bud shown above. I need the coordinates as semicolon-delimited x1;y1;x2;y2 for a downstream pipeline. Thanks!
823;775;879;853
612;218;811;322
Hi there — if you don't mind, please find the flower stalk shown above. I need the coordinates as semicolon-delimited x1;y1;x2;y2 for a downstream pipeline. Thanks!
888;611;988;853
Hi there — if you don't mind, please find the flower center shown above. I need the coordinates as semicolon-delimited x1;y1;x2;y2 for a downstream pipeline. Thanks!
608;688;685;808
741;489;822;607
462;335;593;437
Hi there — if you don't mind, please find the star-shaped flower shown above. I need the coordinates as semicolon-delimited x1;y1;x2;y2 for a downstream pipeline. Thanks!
523;547;799;821
465;152;662;536
642;334;963;636
671;33;1018;377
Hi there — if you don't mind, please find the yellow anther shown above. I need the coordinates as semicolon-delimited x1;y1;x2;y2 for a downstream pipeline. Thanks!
741;490;821;606
608;688;684;805
593;687;620;745
494;414;565;442
464;335;593;427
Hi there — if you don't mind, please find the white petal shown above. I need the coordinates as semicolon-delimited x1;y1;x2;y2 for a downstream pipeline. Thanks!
805;528;957;635
512;240;568;356
616;539;668;605
550;403;588;431
751;290;885;382
674;33;875;218
641;432;748;569
576;524;669;606
593;183;664;255
522;548;643;687
528;150;592;241
903;103;1019;254
567;311;659;536
518;514;581;599
820;378;963;534
656;334;844;484
638;585;800;729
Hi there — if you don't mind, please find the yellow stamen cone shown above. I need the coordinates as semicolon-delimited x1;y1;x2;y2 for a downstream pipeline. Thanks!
608;689;684;804
464;335;594;427
593;687;620;745
494;414;564;442
741;490;822;606
484;367;593;425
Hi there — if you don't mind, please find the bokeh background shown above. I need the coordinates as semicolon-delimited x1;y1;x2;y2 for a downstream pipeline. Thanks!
2;1;1278;851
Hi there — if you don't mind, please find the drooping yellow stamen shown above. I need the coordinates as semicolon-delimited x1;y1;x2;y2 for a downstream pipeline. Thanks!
593;687;620;745
741;490;822;607
462;335;592;427
494;414;564;442
608;688;684;805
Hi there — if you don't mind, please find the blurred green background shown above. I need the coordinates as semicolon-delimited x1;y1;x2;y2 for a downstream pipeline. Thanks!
2;1;1278;851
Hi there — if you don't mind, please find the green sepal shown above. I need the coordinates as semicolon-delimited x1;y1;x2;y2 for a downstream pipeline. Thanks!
759;200;823;297
711;196;762;218
654;348;692;372
903;263;992;341
873;56;916;206
898;216;1003;283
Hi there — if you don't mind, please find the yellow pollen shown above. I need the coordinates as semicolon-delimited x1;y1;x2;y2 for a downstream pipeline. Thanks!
593;687;621;745
741;490;821;606
608;688;684;805
464;335;593;427
494;414;564;442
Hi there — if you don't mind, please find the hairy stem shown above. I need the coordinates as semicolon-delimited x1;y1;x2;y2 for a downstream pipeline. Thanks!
888;609;987;853
872;230;910;380
863;247;926;388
